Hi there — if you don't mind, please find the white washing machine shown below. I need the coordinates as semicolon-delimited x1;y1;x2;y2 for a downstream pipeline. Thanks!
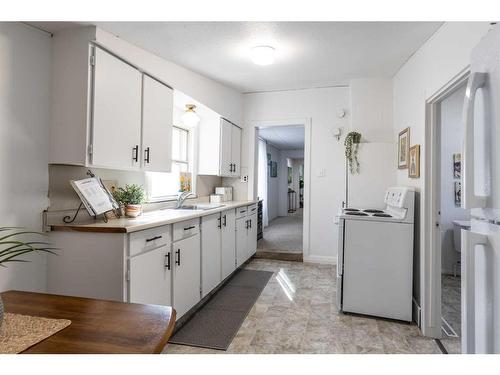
336;186;415;322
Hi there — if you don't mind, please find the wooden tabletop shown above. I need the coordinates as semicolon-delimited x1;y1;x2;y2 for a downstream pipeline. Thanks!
2;290;176;354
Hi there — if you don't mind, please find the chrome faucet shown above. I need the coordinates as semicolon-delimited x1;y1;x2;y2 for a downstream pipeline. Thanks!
176;191;195;208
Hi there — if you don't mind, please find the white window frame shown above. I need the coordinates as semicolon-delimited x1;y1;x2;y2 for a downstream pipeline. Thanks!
145;124;198;202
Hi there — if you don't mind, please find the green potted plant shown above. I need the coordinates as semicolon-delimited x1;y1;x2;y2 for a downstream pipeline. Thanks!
0;227;57;328
112;184;146;218
344;131;362;174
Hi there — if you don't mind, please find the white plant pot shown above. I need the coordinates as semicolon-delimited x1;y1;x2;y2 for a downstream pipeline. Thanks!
125;204;142;218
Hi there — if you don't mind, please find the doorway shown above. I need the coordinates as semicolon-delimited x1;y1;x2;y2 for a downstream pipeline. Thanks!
251;121;310;262
424;70;469;352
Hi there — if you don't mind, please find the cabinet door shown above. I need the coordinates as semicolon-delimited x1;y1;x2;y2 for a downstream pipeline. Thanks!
235;217;248;268
201;213;222;297
129;246;171;306
221;209;236;280
247;213;258;260
91;47;142;170
219;118;233;177
173;233;201;319
142;75;173;172
231;125;242;177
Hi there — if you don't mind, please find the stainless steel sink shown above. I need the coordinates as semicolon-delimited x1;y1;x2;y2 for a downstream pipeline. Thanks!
171;204;225;211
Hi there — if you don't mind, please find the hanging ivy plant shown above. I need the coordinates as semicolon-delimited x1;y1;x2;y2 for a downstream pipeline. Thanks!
344;131;362;174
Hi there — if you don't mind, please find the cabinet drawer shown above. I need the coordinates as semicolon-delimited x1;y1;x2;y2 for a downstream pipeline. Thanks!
173;218;200;242
236;206;248;219
248;204;258;215
129;225;171;257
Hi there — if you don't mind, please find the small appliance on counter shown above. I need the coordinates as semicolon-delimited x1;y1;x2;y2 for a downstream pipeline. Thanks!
209;194;223;203
215;187;233;201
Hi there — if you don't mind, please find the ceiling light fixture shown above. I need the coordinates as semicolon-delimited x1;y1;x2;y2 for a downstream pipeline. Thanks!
181;104;200;127
251;45;276;66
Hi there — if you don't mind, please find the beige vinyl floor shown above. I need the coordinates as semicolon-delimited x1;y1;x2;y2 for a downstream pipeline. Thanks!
165;259;443;354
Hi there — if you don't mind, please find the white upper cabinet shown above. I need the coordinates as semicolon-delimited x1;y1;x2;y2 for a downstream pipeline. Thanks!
91;47;142;170
142;75;173;172
230;124;242;177
219;119;233;177
198;117;242;177
50;35;174;173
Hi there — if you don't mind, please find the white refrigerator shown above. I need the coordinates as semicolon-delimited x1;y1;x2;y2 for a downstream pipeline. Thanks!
461;24;500;353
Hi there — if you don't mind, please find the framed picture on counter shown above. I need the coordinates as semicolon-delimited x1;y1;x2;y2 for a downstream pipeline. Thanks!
398;127;410;169
453;153;461;179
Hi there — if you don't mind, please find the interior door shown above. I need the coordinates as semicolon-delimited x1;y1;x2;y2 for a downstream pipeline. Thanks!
231;125;242;177
173;233;201;319
221;209;236;280
219;118;233;177
247;213;258;259
91;47;142;170
235;217;248;268
201;213;222;297
142;75;173;172
129;246;171;306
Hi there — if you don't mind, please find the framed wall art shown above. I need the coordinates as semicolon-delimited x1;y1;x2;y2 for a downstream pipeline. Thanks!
408;144;420;178
398;127;410;169
453;153;461;179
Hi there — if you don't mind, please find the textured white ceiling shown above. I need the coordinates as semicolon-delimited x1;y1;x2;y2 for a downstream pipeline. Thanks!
31;21;442;93
259;126;305;150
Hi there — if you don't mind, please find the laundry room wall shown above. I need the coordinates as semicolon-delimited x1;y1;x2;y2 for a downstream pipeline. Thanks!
439;84;470;274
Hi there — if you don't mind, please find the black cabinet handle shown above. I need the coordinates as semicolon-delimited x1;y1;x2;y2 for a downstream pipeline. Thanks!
175;249;181;266
165;252;171;270
233;163;237;172
249;219;252;229
245;219;249;229
223;214;227;227
132;145;139;162
145;235;162;243
183;226;196;231
144;147;150;163
217;216;222;229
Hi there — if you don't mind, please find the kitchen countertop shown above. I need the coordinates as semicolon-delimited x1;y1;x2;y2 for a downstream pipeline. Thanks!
50;200;258;233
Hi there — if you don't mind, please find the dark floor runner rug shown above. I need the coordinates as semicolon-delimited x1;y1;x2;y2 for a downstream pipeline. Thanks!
168;269;273;350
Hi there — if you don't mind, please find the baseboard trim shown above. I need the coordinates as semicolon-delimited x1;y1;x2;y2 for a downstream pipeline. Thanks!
303;255;336;265
413;297;422;328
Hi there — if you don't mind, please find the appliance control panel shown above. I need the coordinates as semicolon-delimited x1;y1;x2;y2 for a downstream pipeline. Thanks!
384;187;413;208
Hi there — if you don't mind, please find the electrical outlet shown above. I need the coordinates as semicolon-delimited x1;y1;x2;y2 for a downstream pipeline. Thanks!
318;168;326;177
240;175;248;183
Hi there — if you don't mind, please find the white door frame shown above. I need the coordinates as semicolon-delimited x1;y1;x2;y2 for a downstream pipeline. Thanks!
248;118;312;260
422;68;469;338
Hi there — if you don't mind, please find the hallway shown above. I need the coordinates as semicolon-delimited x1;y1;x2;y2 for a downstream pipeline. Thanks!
257;209;303;258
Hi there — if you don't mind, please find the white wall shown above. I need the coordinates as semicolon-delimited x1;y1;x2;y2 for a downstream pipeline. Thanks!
393;22;491;305
439;84;470;274
0;23;52;292
266;143;280;221
244;87;350;263
348;78;396;208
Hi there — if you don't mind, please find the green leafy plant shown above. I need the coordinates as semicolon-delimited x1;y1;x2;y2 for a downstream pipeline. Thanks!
112;184;146;206
0;227;57;267
344;131;362;174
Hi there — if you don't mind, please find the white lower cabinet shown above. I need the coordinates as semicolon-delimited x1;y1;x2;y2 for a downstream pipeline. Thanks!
129;245;172;306
201;213;222;297
221;209;236;280
173;233;201;319
247;213;258;259
236;217;248;268
236;207;258;267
